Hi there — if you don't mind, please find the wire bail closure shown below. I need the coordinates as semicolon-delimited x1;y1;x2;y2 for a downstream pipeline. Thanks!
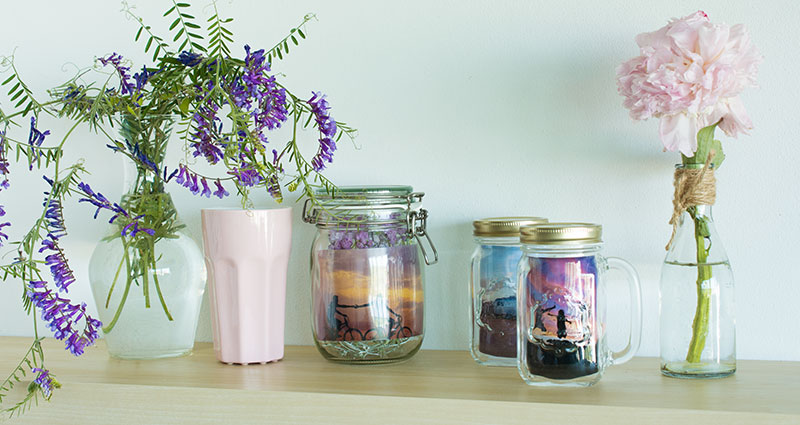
303;190;438;265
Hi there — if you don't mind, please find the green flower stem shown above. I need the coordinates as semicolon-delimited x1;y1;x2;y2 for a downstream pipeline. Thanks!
150;245;173;321
105;254;126;309
103;240;134;334
141;248;151;309
686;210;712;363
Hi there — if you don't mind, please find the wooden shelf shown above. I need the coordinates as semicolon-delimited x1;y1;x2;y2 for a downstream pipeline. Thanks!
1;337;798;424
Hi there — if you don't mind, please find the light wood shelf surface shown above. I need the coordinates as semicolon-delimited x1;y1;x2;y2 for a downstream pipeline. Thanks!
1;337;798;424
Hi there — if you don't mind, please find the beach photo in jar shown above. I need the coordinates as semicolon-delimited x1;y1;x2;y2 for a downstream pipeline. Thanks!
312;229;423;361
524;256;599;380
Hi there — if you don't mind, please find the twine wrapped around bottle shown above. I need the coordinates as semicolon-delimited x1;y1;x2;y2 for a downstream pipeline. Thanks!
665;153;716;250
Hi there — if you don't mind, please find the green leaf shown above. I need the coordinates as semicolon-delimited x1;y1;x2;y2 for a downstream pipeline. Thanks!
179;97;191;114
682;123;721;168
163;6;176;16
176;2;191;7
174;28;185;42
145;37;154;52
180;13;196;19
1;74;15;85
298;29;306;39
185;22;201;29
169;18;180;31
9;81;20;94
291;35;298;45
710;139;725;169
135;26;144;41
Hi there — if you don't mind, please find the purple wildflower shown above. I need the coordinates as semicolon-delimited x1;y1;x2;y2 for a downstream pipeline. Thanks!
308;92;338;172
77;182;128;222
32;367;54;398
178;51;203;67
27;117;51;170
42;180;68;240
200;178;212;198
27;280;101;356
39;239;76;292
228;165;261;187
226;45;288;144
190;85;225;165
98;53;134;95
1;129;10;187
0;222;9;247
212;179;229;199
113;139;159;174
121;215;156;238
132;66;157;92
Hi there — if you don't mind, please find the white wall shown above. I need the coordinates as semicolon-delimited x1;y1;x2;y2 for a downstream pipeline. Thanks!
1;0;797;361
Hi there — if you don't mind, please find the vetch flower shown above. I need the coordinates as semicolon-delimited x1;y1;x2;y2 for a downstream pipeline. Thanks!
26;280;101;356
77;182;128;222
32;367;54;398
177;51;203;67
226;45;288;144
27;117;51;170
121;215;155;238
0;221;9;247
616;11;762;155
200;178;212;198
132;66;158;92
39;239;76;292
308;92;338;171
212;179;229;199
0;129;10;188
228;165;261;187
98;53;135;95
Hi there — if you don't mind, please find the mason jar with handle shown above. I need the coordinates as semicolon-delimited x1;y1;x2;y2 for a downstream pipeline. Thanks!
517;223;642;386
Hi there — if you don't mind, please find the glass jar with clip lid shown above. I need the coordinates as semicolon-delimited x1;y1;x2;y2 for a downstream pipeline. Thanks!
303;186;438;363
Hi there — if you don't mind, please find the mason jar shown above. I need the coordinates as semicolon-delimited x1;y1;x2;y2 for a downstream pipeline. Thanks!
303;186;438;363
470;217;548;366
517;223;642;386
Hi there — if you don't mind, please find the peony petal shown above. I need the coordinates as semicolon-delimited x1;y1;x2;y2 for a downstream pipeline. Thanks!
659;113;699;156
697;23;730;63
716;96;753;137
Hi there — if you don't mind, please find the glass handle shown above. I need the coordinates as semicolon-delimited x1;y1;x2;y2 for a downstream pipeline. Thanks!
606;257;642;365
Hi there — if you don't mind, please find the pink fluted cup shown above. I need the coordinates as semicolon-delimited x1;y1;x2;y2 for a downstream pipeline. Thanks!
201;208;292;364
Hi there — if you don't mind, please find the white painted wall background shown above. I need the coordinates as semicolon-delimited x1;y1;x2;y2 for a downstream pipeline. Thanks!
0;0;797;361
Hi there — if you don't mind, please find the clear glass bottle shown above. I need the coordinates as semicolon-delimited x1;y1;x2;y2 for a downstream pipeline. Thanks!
470;217;547;366
88;115;206;359
660;198;736;378
517;223;642;387
303;186;438;363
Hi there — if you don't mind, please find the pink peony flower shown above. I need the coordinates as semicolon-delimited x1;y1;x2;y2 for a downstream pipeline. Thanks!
616;11;762;155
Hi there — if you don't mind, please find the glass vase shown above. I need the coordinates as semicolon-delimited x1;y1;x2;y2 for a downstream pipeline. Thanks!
88;115;207;359
660;204;736;378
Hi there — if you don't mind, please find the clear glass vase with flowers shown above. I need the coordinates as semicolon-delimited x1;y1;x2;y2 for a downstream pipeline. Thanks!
617;10;762;378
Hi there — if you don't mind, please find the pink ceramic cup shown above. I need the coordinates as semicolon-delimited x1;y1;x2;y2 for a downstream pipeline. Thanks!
201;208;292;364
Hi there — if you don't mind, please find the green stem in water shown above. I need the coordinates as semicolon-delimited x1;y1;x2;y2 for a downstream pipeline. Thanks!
103;241;134;334
105;254;127;309
141;247;151;309
150;243;173;321
686;208;712;363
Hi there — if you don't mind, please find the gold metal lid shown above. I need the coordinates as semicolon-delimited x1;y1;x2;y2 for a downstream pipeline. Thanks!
519;223;602;244
473;217;548;237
